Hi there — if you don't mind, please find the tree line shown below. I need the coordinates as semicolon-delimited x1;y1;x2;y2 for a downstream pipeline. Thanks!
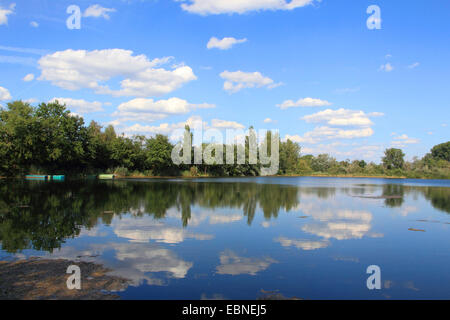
0;100;449;178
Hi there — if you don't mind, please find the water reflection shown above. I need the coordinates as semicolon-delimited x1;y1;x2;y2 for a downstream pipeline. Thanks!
0;179;449;254
0;178;449;299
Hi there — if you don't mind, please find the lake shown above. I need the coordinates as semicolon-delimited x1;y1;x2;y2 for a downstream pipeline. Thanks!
0;177;449;299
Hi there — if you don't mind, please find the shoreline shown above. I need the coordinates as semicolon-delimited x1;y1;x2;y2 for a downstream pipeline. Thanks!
2;174;448;181
118;174;447;180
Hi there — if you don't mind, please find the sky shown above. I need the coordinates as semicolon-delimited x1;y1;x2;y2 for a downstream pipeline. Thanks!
0;0;449;162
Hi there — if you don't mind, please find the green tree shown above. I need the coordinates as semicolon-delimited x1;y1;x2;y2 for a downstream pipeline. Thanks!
0;101;37;176
279;139;301;174
382;148;405;170
34;101;89;172
431;141;450;161
145;134;175;175
311;154;336;172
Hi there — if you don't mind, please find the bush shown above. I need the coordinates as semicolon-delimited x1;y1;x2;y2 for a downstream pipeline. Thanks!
114;167;130;177
190;166;199;177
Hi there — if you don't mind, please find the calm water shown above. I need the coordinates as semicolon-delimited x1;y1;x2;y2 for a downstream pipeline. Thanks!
1;177;449;299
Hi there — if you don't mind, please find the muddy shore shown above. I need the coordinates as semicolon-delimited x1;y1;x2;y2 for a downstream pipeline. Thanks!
0;258;130;300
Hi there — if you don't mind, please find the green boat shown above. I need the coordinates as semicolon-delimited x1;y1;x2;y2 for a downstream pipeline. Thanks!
99;174;115;180
51;175;65;181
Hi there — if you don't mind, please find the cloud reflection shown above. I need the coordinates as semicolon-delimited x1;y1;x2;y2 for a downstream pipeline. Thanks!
216;250;277;276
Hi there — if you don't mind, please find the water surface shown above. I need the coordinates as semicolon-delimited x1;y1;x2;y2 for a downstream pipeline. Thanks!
0;177;449;299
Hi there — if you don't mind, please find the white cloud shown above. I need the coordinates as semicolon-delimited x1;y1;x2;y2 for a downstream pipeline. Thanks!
118;97;214;115
50;97;105;114
286;126;374;144
178;0;315;15
23;73;35;82
379;63;394;72
408;62;420;69
30;21;39;28
391;134;420;147
277;97;331;109
112;97;214;123
211;119;245;129
263;118;273;123
0;3;15;25
216;250;277;276
0;86;12;101
302;108;378;127
38;49;197;97
83;5;116;19
23;98;38;104
207;37;247;50
301;143;382;161
116;116;246;140
220;70;281;93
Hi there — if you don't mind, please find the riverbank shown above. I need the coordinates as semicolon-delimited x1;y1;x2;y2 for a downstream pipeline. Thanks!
2;172;449;181
119;173;448;180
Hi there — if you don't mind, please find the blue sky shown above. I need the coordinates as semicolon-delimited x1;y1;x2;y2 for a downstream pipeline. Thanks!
0;0;449;162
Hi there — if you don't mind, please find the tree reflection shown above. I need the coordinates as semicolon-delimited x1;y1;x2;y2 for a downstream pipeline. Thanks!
0;180;300;253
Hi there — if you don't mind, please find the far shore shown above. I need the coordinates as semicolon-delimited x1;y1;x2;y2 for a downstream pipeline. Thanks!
3;174;450;181
117;174;444;180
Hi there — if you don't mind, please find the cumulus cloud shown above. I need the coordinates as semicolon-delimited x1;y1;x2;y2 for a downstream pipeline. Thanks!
49;97;105;114
38;49;197;97
264;118;274;123
112;98;214;124
83;5;116;19
216;250;277;276
300;143;382;161
379;63;394;72
207;37;247;50
116;116;246;141
0;86;12;101
302;109;378;127
118;97;213;115
286;126;374;144
30;21;39;28
220;70;281;93
277;97;331;109
23;73;35;82
178;0;315;15
391;134;420;147
211;119;245;129
408;62;420;69
0;3;15;25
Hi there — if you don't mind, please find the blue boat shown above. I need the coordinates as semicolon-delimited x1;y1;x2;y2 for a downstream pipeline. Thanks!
51;175;65;181
25;175;48;181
